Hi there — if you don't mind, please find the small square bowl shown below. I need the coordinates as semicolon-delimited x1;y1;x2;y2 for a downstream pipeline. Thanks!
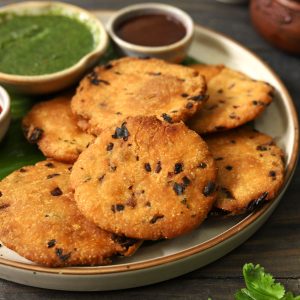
106;3;194;63
0;86;11;143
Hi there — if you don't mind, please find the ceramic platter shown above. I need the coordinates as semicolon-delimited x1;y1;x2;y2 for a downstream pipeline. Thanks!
0;11;298;291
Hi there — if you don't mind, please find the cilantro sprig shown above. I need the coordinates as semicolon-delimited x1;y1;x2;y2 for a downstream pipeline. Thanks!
234;263;300;300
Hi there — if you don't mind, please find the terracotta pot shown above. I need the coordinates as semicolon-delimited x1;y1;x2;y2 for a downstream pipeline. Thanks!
250;0;300;54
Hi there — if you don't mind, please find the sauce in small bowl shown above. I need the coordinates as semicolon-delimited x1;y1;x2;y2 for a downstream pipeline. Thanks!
0;1;108;95
115;13;186;47
0;14;95;76
107;3;194;63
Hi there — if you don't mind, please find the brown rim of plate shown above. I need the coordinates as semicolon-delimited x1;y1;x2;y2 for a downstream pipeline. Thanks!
0;15;298;275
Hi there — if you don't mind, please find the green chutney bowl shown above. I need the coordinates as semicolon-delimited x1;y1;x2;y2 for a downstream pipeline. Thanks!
0;1;109;95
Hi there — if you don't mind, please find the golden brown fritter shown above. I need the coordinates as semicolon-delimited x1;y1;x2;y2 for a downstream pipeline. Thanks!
187;65;274;134
70;116;217;240
22;94;94;163
0;160;141;267
205;127;285;215
71;57;207;135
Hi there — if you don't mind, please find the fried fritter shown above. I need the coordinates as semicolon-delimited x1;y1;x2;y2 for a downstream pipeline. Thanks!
187;65;274;134
70;116;217;240
0;160;140;267
205;127;285;215
22;94;94;163
71;57;207;135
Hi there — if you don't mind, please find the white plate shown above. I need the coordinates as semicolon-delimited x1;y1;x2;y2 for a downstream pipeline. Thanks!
0;11;298;291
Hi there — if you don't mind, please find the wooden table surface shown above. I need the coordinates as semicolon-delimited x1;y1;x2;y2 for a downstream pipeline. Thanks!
0;0;299;299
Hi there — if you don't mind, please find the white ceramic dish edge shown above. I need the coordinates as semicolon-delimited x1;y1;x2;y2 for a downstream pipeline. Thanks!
0;86;11;142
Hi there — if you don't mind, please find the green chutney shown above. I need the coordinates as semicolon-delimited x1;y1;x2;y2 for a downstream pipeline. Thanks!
0;14;95;76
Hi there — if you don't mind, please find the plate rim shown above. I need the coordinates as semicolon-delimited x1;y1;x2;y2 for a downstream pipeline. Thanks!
0;10;298;276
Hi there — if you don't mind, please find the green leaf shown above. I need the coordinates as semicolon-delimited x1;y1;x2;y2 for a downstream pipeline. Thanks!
235;286;284;300
0;94;44;179
182;55;202;66
235;264;300;300
282;292;300;300
235;289;256;300
242;263;285;299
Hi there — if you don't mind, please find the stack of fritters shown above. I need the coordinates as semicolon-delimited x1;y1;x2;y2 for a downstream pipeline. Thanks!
0;57;284;267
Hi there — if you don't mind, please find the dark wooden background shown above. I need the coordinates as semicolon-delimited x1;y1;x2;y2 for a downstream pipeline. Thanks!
0;1;299;299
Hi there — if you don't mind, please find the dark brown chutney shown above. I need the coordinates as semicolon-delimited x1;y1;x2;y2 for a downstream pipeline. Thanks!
115;14;186;47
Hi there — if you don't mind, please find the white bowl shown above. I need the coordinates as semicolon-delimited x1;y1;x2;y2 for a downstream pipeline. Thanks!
0;1;109;95
107;3;194;63
0;86;11;142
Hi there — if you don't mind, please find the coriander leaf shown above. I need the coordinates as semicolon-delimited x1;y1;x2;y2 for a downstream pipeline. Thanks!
282;292;300;300
235;287;280;300
235;264;300;300
235;288;256;299
242;263;285;299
